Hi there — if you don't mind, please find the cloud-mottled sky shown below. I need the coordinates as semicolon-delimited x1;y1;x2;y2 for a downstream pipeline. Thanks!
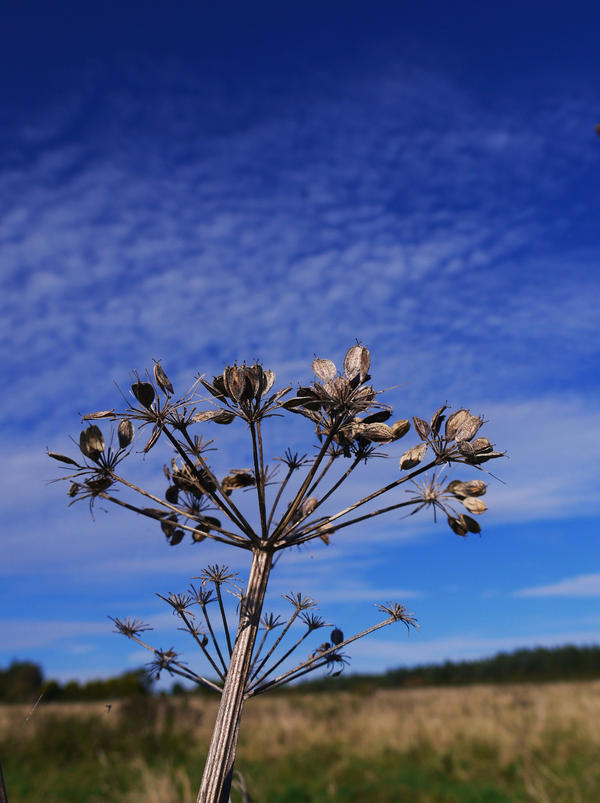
1;1;599;687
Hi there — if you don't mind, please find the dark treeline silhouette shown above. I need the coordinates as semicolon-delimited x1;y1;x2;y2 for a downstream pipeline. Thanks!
2;645;600;702
0;661;152;703
297;644;600;693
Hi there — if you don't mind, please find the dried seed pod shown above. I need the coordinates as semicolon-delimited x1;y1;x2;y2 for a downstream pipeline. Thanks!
224;365;249;402
470;437;492;453
454;415;484;443
391;419;411;440
242;364;259;399
446;479;487;498
468;450;504;464
357;422;395;442
301;497;318;517
153;362;174;395
118;419;134;448
363;410;392;424
165;485;179;504
79;425;105;459
48;452;80;467
412;417;431;440
169;529;185;546
82;410;115;420
461;497;488;515
68;482;80;497
312;358;337;382
457;440;476;456
430;405;447;435
143;427;161;453
262;369;276;396
142;507;169;519
192;409;228;423
331;628;344;645
222;469;255;494
447;515;468;537
84;476;112;493
461;514;481;534
201;376;227;400
445;409;470;440
399;442;427;470
317;525;333;544
212;410;236;425
131;381;155;408
161;513;178;539
343;345;370;382
192;530;207;543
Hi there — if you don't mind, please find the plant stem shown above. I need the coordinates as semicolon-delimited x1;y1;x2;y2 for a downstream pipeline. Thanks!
196;548;273;803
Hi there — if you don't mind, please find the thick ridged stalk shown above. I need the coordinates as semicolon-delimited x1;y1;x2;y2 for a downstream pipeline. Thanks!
196;548;272;803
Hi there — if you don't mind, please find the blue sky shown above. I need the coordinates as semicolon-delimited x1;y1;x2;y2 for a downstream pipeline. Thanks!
1;1;599;688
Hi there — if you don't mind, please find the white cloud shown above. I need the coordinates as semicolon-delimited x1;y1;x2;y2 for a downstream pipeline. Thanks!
514;574;600;598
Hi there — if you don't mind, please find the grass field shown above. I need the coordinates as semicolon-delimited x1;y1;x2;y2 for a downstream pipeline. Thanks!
2;680;600;801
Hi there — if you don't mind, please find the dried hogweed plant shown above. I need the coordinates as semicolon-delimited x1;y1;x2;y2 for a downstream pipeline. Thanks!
49;345;504;802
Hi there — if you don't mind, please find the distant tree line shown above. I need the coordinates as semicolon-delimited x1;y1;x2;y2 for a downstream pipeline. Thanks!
2;645;600;702
0;661;153;703
298;645;600;693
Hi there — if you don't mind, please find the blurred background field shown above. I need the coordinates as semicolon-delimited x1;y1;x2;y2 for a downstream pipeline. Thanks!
3;678;600;802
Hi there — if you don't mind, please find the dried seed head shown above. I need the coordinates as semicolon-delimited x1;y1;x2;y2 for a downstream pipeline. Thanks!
118;419;134;448
131;381;155;409
331;628;344;645
84;476;112;493
454;414;484;443
461;496;488;515
390;419;411;440
153;362;174;395
68;482;80;497
343;344;370;383
412;417;431;440
445;409;470;440
79;425;105;459
399;442;427;470
312;358;337;382
192;530;207;543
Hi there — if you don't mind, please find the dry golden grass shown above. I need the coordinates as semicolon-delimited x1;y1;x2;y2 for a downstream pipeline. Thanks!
4;681;600;802
4;680;600;762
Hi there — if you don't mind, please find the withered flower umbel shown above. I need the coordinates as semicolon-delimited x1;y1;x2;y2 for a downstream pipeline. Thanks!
48;344;505;803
